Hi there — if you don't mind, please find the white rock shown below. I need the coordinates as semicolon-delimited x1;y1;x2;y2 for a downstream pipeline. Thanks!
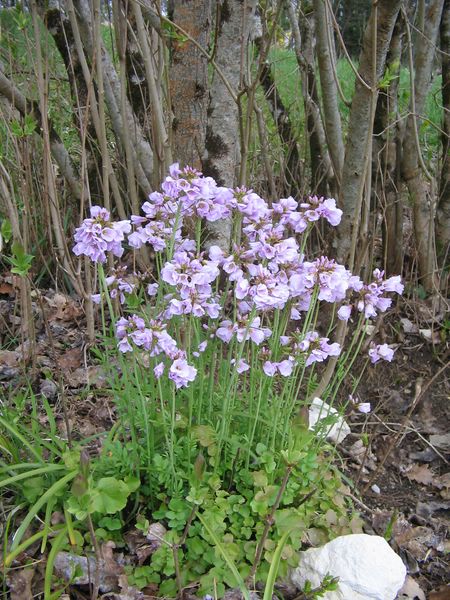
290;534;406;600
308;398;351;444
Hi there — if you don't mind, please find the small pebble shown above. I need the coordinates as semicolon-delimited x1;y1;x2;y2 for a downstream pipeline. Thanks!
40;378;58;400
371;484;381;494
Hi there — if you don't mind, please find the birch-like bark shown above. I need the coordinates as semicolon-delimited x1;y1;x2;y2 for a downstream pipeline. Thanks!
170;0;211;170
402;0;445;292
337;0;402;267
436;0;450;268
312;0;345;182
203;0;256;250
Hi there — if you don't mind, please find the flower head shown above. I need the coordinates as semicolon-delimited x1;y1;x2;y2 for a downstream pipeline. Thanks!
368;343;395;364
73;206;131;262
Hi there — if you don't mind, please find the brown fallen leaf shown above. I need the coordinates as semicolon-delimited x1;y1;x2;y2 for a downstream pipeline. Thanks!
405;463;436;486
0;281;15;295
429;585;450;600
45;292;82;322
0;350;21;367
57;346;83;371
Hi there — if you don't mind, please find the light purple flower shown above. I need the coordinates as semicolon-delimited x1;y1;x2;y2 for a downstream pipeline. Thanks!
73;206;131;263
169;358;197;388
368;343;395;363
216;320;236;343
147;283;159;296
357;270;403;319
263;361;277;377
236;316;271;345
357;402;371;413
337;305;352;321
277;358;295;376
154;362;165;379
297;331;341;366
231;358;250;374
262;358;294;377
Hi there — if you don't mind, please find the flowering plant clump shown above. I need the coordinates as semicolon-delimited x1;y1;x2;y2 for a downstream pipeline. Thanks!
73;164;403;593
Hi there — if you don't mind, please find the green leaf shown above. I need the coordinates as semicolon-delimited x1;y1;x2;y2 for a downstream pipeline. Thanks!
98;516;122;531
252;470;268;488
124;476;140;493
1;219;12;245
66;494;90;521
90;477;131;515
23;114;37;136
10;120;23;137
22;476;45;503
198;512;250;600
8;241;34;276
192;425;216;447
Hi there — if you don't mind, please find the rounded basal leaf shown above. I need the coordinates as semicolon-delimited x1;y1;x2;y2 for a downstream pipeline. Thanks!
90;477;132;514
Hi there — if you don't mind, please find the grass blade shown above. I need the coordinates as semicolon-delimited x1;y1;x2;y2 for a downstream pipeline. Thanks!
10;471;77;551
263;530;290;600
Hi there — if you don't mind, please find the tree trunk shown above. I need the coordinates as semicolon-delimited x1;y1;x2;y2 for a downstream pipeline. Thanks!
312;0;345;183
169;0;211;170
402;0;445;292
72;0;154;195
337;0;402;268
373;14;404;275
297;6;332;197
39;2;103;201
436;0;450;270
203;0;256;250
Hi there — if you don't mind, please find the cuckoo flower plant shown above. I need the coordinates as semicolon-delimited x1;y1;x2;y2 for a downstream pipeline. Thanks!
73;165;403;494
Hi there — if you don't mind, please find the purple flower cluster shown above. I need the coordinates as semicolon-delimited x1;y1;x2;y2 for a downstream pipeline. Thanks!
73;165;404;390
368;343;395;364
92;267;136;305
73;206;131;263
357;269;404;319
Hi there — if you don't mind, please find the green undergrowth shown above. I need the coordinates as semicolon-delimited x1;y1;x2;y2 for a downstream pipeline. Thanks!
0;379;363;598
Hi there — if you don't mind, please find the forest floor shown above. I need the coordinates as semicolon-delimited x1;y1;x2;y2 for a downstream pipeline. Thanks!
0;281;449;600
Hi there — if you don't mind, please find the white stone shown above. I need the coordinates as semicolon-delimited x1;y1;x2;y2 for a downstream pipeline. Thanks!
290;534;407;600
308;398;351;444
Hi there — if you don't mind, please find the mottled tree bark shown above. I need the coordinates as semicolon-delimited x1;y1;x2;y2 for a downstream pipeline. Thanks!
169;0;211;170
337;0;402;267
203;0;257;250
402;0;445;292
436;0;450;269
